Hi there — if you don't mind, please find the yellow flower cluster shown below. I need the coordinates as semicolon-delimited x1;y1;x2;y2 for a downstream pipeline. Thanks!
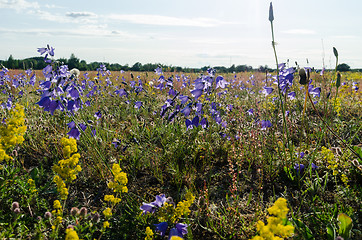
172;192;195;222
52;199;63;216
170;237;183;240
145;226;154;240
53;175;69;200
321;147;337;175
104;194;121;204
103;207;112;218
65;228;79;240
321;147;350;187
103;221;110;229
53;137;82;199
333;97;342;116
27;178;37;193
0;104;27;164
251;198;294;240
107;163;128;193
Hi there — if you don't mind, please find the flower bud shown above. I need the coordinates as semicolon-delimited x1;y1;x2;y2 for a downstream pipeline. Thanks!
11;202;19;211
70;207;79;216
269;2;274;22
79;207;88;217
67;225;74;229
299;68;308;85
92;212;100;223
44;211;52;219
333;47;338;58
14;208;21;214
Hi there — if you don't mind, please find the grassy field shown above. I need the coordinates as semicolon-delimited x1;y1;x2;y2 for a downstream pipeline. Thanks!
0;57;361;239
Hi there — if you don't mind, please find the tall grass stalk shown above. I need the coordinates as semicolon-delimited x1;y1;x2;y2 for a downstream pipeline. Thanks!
269;2;293;164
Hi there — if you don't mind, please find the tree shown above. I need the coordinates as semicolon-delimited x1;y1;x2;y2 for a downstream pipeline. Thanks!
336;63;350;72
131;62;142;71
68;53;80;69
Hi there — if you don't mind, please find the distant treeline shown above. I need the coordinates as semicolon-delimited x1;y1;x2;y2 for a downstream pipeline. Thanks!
1;54;361;73
0;54;266;73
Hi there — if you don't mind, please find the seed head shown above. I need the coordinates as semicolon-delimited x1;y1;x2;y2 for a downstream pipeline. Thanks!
269;2;274;22
299;68;308;85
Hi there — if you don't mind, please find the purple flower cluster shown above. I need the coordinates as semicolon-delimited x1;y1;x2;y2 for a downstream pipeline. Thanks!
140;194;189;239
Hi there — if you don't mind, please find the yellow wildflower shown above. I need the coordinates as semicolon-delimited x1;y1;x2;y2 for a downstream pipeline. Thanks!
65;228;79;240
53;200;62;209
103;221;110;229
145;226;154;240
103;208;112;218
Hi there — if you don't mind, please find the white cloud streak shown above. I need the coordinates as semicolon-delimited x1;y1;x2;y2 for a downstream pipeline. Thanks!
107;14;235;27
66;11;97;18
0;0;39;10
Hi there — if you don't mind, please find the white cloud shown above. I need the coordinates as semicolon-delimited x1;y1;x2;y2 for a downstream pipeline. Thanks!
282;29;316;35
66;11;97;19
107;14;235;27
0;0;39;10
0;26;140;39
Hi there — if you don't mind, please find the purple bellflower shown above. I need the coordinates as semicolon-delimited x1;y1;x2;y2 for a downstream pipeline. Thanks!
154;222;168;237
140;194;167;214
294;164;305;174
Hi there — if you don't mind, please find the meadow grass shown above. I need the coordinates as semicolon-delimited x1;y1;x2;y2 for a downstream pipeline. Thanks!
0;58;361;239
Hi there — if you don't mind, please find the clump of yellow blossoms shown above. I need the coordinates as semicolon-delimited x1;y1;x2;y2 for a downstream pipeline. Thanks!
101;163;129;231
145;226;154;240
0;104;27;165
172;191;195;222
65;228;79;240
27;178;37;194
251;198;294;240
53;137;82;199
321;146;349;187
107;163;128;193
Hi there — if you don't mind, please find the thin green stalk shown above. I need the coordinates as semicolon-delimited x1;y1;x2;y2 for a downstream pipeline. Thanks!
269;7;293;164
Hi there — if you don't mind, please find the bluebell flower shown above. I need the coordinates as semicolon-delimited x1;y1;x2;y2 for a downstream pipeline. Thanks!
207;68;216;77
309;86;321;98
178;95;189;105
247;109;254;115
288;91;296;100
134;101;143;109
352;82;359;92
154;67;163;75
175;223;188;236
260;120;272;130
94;111;102;119
154;222;168;237
261;87;273;96
215;76;228;89
191;89;203;100
68;127;80;140
294;163;305;173
200;118;208;129
140;194;167;214
311;163;318;171
192;116;199;127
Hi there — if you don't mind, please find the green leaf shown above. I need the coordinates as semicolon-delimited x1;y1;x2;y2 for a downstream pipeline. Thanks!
352;146;362;160
337;213;353;239
292;218;315;240
246;190;252;206
326;224;336;240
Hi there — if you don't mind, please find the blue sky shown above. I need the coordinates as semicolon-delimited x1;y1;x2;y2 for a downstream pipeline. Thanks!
1;0;362;69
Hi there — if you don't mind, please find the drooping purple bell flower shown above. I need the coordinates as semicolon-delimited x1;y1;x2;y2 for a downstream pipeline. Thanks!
154;222;168;237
